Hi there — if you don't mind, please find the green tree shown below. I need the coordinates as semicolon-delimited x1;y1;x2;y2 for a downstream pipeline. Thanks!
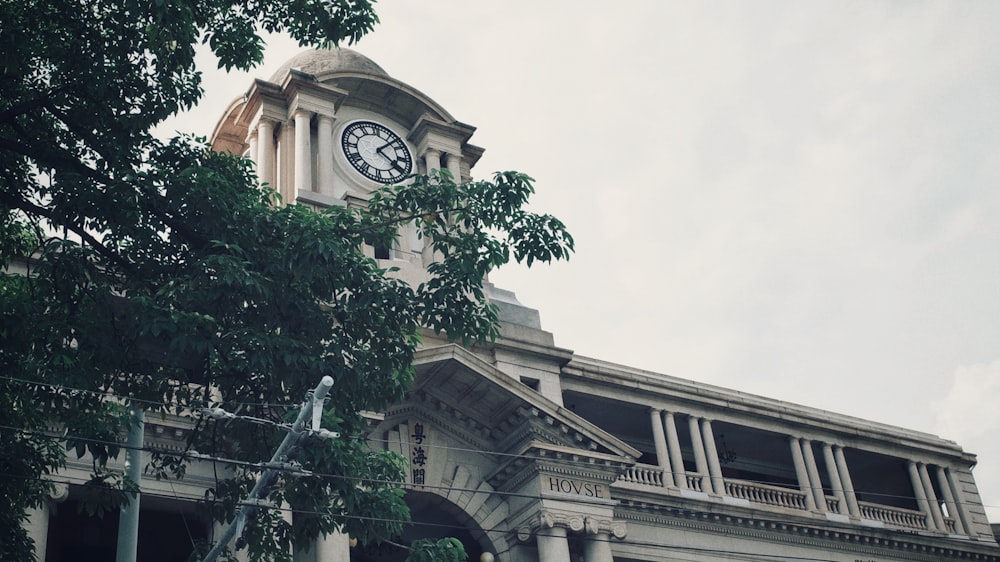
0;1;573;561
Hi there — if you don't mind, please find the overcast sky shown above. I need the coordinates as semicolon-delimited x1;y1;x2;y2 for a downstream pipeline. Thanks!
161;1;1000;522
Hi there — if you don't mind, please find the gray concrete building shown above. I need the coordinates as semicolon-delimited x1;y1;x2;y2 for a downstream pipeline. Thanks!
27;48;1000;562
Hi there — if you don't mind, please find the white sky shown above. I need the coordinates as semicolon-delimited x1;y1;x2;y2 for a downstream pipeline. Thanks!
161;1;1000;522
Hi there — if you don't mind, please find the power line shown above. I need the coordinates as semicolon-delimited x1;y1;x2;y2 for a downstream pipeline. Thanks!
0;471;914;562
2;420;996;514
0;374;304;410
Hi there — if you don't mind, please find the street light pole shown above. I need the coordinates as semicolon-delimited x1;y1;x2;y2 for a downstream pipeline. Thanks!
116;406;145;562
201;376;335;562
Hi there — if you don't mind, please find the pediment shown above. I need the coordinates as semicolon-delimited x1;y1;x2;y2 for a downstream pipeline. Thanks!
384;345;639;464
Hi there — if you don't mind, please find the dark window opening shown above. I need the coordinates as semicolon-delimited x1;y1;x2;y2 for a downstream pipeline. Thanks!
46;494;206;562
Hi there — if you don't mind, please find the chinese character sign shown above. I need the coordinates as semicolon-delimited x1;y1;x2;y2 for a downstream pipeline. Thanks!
409;421;430;486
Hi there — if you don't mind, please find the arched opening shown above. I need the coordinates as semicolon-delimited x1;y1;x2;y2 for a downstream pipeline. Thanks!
352;491;490;562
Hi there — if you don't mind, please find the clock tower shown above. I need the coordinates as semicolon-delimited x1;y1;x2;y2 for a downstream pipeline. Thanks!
210;48;485;281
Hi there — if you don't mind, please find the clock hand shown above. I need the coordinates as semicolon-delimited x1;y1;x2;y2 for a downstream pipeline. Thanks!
377;142;395;160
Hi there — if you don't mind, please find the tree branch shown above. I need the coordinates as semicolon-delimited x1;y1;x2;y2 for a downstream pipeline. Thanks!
0;86;70;125
0;188;135;273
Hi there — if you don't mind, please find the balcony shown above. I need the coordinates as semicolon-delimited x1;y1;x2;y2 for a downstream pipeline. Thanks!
615;463;958;535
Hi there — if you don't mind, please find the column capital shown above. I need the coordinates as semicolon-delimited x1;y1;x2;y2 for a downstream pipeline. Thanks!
584;516;627;540
256;116;278;128
516;510;625;541
292;108;313;119
49;482;69;502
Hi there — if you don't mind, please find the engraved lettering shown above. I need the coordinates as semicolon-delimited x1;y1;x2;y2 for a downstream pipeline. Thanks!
546;478;605;498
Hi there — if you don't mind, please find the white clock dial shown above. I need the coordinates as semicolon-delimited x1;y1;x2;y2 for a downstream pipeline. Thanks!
340;121;413;183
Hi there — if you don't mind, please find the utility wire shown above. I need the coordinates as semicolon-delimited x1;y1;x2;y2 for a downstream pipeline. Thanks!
3;470;934;562
0;374;305;409
1;420;995;513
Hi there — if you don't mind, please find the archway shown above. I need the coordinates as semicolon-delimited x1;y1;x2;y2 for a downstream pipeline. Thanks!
351;491;491;562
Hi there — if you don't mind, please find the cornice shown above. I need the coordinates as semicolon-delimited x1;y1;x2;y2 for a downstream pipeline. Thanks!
616;499;999;562
562;357;972;463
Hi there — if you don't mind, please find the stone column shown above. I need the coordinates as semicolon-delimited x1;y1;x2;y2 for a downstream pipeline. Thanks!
918;463;945;531
445;152;462;181
649;408;671;486
833;446;860;518
536;526;570;562
32;483;69;562
246;130;258;172
27;503;50;562
316;115;336;195
701;419;725;496
305;529;350;562
293;110;313;193
789;437;817;511
822;443;848;515
935;466;965;535
582;531;613;562
664;412;687;489
257;119;276;187
424;149;442;174
942;467;973;536
908;461;937;530
801;440;827;511
688;416;709;493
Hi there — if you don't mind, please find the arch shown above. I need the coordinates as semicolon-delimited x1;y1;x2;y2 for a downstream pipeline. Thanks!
351;491;499;562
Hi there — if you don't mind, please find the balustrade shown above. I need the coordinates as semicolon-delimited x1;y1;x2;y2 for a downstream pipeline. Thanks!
858;501;928;530
619;463;666;487
615;471;943;536
686;473;705;492
724;479;808;510
825;496;841;513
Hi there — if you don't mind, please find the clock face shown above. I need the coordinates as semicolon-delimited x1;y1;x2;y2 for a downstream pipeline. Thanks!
340;120;413;183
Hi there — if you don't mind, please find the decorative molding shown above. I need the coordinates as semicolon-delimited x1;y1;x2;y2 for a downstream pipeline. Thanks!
515;510;626;542
615;500;998;562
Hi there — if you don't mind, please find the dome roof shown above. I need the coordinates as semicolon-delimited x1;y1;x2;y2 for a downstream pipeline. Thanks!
268;48;388;83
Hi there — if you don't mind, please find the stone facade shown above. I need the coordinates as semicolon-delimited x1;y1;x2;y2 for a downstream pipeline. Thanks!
26;48;1000;562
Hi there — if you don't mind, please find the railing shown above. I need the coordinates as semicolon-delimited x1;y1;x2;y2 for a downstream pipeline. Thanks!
858;501;927;530
619;463;667;487
617;471;948;535
825;496;841;514
724;478;808;510
686;473;705;492
617;464;706;492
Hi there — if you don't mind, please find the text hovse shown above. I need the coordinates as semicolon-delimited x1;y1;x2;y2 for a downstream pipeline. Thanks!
547;477;605;498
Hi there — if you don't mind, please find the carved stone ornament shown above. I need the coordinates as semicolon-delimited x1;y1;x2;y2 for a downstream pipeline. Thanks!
515;510;627;542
